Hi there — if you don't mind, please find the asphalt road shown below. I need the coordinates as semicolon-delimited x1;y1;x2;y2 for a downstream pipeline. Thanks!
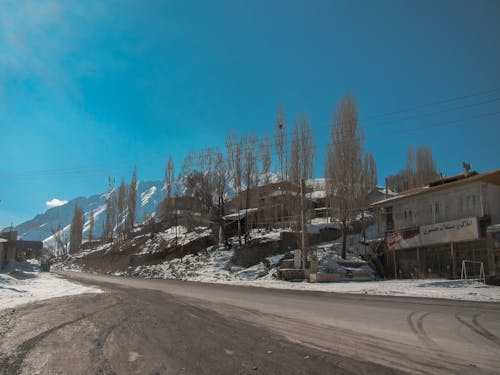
2;272;500;374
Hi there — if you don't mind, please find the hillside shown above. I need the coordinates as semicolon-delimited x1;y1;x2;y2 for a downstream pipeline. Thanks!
14;180;164;244
13;175;327;245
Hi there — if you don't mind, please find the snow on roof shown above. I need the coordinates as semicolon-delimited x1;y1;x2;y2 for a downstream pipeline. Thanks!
306;190;326;199
223;208;259;221
375;186;398;196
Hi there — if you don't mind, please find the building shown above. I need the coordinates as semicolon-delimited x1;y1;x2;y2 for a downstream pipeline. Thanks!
0;231;43;269
370;169;500;280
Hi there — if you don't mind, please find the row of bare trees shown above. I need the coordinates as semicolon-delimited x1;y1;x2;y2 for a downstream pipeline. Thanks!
102;167;137;243
86;92;437;260
386;146;439;193
153;94;382;257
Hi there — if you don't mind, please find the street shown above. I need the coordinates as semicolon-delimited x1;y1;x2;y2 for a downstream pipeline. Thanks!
2;272;500;374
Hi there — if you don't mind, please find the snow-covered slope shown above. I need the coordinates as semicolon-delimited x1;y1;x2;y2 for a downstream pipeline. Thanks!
13;175;333;244
14;180;164;243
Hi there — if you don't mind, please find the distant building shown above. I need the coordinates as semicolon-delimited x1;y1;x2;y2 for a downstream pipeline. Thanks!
370;169;500;280
0;230;43;269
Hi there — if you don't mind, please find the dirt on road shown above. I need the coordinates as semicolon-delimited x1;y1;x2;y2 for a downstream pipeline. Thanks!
0;285;399;375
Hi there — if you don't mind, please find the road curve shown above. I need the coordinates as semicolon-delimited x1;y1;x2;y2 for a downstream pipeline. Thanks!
2;271;500;374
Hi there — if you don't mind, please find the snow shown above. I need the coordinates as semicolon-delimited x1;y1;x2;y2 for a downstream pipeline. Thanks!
233;278;500;302
223;208;259;221
308;190;327;199
121;234;500;302
248;228;282;242
138;226;212;255
140;186;157;207
125;249;500;301
0;260;102;310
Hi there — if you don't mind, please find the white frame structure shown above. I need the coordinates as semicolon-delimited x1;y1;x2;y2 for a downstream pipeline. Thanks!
460;260;486;284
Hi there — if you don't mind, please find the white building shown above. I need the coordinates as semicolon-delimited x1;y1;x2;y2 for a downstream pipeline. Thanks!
370;169;500;279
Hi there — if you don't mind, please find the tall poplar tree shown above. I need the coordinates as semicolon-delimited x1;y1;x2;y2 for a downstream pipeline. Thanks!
326;94;363;259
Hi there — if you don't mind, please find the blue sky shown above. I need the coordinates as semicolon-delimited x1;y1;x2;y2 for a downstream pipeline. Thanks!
1;0;500;226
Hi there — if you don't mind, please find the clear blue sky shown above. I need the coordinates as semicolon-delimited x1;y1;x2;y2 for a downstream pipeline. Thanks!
1;0;500;226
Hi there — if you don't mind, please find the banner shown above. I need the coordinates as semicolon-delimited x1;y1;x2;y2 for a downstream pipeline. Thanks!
420;217;478;246
387;227;421;250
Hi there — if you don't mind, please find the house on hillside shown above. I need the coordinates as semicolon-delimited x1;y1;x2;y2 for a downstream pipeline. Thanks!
227;181;316;228
370;169;500;281
0;231;44;269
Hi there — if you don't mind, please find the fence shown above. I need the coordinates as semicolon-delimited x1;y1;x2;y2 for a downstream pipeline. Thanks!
384;239;489;279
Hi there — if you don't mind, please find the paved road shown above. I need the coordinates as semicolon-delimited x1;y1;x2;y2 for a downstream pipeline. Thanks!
2;272;500;374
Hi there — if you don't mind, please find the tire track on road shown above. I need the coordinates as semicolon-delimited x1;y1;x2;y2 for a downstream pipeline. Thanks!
455;311;500;348
407;311;440;349
0;301;121;375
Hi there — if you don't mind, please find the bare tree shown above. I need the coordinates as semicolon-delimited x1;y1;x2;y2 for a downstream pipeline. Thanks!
199;147;216;215
51;225;68;256
127;167;137;232
326;94;363;259
243;134;258;237
260;137;272;185
158;156;176;221
226;131;243;245
387;145;439;192
87;208;94;243
406;146;415;190
363;152;377;191
260;137;272;227
360;152;377;251
415;146;439;186
116;178;127;240
275;105;287;225
299;115;314;182
214;150;228;244
165;156;175;201
289;123;301;186
288;116;314;227
275;105;286;182
69;206;84;254
104;177;116;241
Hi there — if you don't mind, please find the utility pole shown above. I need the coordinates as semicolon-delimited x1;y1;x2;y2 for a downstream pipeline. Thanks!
300;179;306;270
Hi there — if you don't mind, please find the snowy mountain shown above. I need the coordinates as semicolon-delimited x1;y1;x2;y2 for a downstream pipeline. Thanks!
14;180;165;244
13;174;330;245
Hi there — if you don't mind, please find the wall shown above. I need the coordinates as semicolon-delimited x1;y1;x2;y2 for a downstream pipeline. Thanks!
486;184;500;224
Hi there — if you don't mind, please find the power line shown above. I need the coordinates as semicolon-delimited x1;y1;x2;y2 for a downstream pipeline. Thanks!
3;86;500;180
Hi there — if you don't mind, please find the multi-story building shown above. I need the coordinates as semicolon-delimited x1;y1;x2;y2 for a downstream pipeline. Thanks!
370;169;500;280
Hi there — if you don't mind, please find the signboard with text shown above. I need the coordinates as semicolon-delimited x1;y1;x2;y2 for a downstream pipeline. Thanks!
420;217;479;246
387;227;421;250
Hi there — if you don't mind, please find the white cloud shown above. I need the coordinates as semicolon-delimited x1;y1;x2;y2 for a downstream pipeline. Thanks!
46;198;68;208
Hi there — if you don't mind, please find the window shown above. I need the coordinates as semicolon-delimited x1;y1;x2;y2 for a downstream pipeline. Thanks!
386;206;394;231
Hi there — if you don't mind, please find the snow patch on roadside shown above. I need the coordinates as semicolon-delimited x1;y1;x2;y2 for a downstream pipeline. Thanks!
226;278;500;302
0;260;102;310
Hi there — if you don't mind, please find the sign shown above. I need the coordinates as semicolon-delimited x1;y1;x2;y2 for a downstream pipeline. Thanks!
387;227;421;250
420;217;479;246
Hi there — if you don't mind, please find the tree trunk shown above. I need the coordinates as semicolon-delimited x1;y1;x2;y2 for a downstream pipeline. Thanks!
341;219;347;259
